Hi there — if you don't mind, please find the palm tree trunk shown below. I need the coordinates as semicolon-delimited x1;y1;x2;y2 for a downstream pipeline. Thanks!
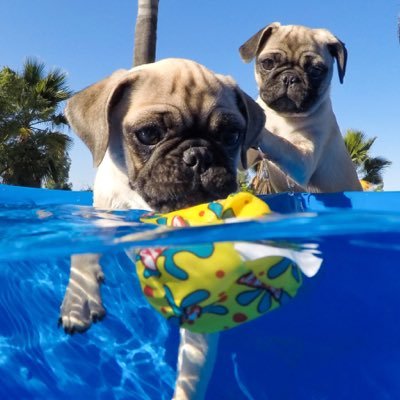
133;0;159;67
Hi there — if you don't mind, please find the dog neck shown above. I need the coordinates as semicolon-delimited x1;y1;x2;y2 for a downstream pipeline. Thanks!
257;88;337;135
93;150;152;211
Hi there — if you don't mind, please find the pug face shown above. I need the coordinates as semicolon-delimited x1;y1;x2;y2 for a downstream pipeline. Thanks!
112;72;249;211
255;41;334;114
66;58;265;212
240;23;347;115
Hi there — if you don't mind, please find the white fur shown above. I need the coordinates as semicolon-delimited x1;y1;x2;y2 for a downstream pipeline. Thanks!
93;151;213;400
93;152;213;399
173;331;219;400
93;151;151;210
257;91;361;193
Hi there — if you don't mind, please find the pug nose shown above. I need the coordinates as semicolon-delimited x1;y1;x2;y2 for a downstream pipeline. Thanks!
282;73;301;86
183;147;213;173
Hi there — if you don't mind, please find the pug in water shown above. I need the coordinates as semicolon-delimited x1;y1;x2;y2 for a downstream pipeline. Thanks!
59;58;265;399
239;22;361;193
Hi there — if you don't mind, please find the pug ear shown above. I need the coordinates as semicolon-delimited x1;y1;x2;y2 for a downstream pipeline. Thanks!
216;74;266;169
327;37;347;84
239;22;281;63
65;69;133;167
236;90;266;169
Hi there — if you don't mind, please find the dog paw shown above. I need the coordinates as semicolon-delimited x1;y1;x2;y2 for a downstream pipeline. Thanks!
59;256;106;334
59;293;106;334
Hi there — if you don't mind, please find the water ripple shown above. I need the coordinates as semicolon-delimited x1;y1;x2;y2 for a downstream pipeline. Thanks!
0;253;179;399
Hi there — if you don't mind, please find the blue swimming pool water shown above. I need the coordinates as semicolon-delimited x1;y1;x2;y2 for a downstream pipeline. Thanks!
1;184;400;399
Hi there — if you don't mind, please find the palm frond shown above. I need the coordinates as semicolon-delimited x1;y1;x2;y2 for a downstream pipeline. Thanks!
36;69;71;105
343;129;376;166
0;59;72;188
33;130;73;153
361;157;392;184
22;58;45;85
344;129;391;188
50;113;69;127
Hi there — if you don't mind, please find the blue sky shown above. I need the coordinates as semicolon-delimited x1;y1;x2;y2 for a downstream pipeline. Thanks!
2;0;399;190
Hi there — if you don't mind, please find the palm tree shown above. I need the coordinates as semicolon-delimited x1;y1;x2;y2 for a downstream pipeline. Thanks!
133;0;159;66
343;129;391;188
0;58;72;188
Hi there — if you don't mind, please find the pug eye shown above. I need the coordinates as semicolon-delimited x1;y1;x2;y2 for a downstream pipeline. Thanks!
217;131;241;147
308;65;327;79
135;126;163;145
260;58;275;70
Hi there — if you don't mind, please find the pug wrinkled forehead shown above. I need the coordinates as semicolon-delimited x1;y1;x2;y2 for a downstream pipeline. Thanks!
66;58;265;211
239;23;347;114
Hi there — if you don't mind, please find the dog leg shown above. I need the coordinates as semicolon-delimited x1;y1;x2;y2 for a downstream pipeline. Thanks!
258;128;318;187
173;330;219;400
263;160;308;193
59;253;106;334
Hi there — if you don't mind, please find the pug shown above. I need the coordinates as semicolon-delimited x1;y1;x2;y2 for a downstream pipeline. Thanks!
59;58;265;399
239;22;362;193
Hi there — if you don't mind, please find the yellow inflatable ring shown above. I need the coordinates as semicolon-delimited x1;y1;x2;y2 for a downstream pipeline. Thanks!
135;192;311;333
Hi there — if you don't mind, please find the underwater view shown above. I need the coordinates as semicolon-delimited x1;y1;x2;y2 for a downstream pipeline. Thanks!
1;184;400;399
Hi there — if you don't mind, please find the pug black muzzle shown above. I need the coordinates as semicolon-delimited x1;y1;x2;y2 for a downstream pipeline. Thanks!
257;64;325;114
132;138;238;212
